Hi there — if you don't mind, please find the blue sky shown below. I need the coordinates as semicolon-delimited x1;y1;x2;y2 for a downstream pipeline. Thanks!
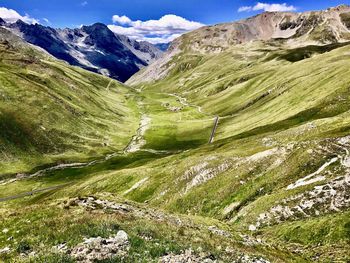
0;0;349;43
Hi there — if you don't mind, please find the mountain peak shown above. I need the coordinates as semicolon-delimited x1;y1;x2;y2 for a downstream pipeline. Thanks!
128;5;350;85
183;6;350;51
91;22;108;27
0;18;5;25
82;22;109;32
3;20;162;82
14;19;27;26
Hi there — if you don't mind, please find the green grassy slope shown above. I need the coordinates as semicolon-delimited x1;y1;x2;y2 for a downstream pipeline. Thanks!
1;24;350;262
123;39;350;261
0;28;139;176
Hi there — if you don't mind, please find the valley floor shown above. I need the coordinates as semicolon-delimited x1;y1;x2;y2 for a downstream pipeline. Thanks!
1;31;350;262
1;88;349;262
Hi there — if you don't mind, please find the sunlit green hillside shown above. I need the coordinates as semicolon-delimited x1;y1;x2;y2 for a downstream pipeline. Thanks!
0;28;139;176
1;10;350;262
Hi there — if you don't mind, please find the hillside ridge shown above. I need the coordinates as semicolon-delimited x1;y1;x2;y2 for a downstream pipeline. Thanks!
128;4;350;85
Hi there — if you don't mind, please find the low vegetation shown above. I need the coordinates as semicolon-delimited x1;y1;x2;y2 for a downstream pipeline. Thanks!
1;10;350;262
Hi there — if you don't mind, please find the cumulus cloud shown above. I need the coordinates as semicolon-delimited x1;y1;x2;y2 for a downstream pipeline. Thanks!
238;2;296;12
0;7;38;24
112;15;132;25
108;14;204;44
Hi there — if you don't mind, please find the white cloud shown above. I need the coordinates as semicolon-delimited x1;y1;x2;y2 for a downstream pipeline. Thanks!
238;6;253;12
253;2;296;12
238;2;296;13
0;7;38;24
108;14;204;44
43;18;51;25
81;1;88;7
112;15;132;25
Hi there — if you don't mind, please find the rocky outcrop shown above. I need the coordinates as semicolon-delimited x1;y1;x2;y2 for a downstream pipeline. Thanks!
159;249;215;263
182;160;232;193
68;197;234;240
255;174;350;228
177;5;350;51
0;247;11;254
70;197;189;228
117;34;163;64
159;250;270;263
53;230;130;262
180;147;289;194
69;231;129;262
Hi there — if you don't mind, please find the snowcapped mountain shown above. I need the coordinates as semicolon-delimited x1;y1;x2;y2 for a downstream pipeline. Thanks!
2;20;163;82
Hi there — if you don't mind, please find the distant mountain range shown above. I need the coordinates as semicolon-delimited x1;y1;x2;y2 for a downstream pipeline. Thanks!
129;4;350;84
154;43;170;51
0;20;163;82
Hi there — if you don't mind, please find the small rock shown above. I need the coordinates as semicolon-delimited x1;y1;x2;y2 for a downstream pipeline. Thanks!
0;247;11;254
53;243;68;252
28;251;36;257
307;149;313;154
116;230;128;242
208;226;231;237
248;225;257;231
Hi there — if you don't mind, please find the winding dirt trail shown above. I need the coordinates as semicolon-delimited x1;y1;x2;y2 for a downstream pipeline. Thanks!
0;90;218;201
0;93;174;199
162;93;205;115
124;115;151;153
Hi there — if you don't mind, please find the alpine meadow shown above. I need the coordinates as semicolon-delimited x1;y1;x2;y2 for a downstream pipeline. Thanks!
0;2;350;263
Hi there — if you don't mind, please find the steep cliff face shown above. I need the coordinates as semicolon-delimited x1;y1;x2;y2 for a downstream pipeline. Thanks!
116;34;163;64
0;18;6;26
2;21;163;82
